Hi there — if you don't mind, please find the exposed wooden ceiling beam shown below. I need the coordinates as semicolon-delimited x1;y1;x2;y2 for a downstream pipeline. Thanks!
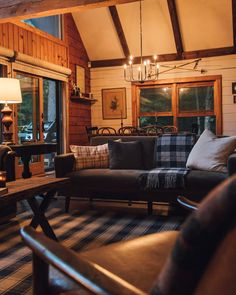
167;0;183;57
109;6;130;58
232;0;236;50
91;47;235;68
91;53;179;67
0;0;138;23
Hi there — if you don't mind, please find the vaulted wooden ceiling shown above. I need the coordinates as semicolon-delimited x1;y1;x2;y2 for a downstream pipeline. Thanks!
72;0;236;67
0;0;235;68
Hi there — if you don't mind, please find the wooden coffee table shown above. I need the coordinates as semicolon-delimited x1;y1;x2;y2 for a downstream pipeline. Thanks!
0;176;70;241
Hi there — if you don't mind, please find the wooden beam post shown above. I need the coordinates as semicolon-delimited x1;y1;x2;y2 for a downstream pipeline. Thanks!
167;0;183;58
109;6;130;58
0;0;138;23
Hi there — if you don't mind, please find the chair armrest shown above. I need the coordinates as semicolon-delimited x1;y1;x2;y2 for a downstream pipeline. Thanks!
5;151;16;181
54;153;75;177
227;153;236;176
20;226;146;295
177;196;199;211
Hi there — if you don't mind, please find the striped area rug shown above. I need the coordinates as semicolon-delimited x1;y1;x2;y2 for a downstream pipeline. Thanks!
0;205;183;295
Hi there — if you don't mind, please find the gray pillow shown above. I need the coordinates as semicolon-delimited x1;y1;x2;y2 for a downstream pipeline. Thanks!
186;129;236;172
108;140;144;169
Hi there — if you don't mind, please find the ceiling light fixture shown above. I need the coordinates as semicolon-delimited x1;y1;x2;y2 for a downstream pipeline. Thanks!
123;0;206;83
124;0;159;83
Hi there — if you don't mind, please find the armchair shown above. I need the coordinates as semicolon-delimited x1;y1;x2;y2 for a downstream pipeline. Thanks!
21;174;236;295
0;144;16;222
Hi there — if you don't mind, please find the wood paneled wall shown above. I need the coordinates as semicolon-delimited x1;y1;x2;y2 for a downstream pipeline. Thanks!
64;14;91;146
0;22;68;67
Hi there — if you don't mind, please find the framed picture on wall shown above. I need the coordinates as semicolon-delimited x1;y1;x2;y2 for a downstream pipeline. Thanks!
76;65;85;93
102;88;127;119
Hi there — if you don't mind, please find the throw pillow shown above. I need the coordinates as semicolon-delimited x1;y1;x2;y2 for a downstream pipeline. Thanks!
155;134;196;168
70;143;109;170
108;140;144;169
186;129;236;172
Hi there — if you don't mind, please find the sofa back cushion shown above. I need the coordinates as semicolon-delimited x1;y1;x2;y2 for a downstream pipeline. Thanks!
108;140;144;169
91;136;156;170
155;134;196;168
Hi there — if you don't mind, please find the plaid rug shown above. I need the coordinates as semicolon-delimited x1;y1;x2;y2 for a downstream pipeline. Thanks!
0;204;183;294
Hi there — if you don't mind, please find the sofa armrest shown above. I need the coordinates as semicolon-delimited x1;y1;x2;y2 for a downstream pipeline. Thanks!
20;226;146;295
227;153;236;176
54;153;75;178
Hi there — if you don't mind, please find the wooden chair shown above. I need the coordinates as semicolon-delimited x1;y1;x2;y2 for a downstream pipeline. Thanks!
20;175;236;295
162;125;178;134
141;125;164;136
118;126;140;136
85;126;98;141
96;127;117;135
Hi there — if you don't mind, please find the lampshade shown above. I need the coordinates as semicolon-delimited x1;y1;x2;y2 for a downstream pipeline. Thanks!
0;78;22;104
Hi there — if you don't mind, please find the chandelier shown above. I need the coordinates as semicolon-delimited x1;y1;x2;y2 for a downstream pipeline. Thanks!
124;0;159;83
123;0;206;83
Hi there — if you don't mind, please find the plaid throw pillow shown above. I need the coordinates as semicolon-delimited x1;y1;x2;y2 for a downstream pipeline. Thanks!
70;144;109;170
155;134;196;168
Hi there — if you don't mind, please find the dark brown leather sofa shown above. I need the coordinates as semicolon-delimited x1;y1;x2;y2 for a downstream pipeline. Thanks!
54;136;236;213
21;175;236;295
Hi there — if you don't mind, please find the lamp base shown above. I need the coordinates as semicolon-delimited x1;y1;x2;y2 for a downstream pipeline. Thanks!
1;104;13;144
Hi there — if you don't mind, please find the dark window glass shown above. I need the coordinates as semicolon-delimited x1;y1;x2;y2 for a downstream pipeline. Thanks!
23;15;62;39
179;86;214;112
178;116;216;135
139;116;173;127
140;87;172;112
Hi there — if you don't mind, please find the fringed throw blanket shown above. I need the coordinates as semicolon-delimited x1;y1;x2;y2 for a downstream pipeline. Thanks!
146;167;190;189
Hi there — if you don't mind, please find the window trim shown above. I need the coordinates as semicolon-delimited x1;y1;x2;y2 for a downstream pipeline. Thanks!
132;75;222;134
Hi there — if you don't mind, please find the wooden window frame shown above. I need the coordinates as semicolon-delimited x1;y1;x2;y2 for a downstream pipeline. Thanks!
132;75;222;134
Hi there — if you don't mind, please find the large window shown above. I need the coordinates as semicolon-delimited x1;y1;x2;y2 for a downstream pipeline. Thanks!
22;15;62;39
134;76;222;135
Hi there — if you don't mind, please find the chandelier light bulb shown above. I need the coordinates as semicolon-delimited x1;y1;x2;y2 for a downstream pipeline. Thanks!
153;55;157;61
129;60;132;65
129;55;133;61
124;64;127;69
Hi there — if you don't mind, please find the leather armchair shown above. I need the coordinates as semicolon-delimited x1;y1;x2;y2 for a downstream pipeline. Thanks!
0;145;16;223
21;175;236;295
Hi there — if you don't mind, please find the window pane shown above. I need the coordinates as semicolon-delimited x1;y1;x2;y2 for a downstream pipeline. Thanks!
140;87;172;112
178;116;216;134
17;74;40;143
43;79;57;171
22;15;61;39
139;116;173;127
179;86;214;112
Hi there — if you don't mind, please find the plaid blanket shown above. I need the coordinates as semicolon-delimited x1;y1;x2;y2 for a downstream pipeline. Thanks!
155;134;196;168
146;167;190;189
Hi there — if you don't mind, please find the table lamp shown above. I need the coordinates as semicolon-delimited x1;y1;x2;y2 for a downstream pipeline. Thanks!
0;78;22;144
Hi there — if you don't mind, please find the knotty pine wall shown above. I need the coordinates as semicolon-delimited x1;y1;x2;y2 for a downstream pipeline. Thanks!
91;54;236;136
0;16;91;146
0;22;68;67
64;14;91;146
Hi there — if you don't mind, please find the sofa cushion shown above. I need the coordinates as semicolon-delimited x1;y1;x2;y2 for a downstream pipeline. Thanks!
155;134;195;168
108;140;144;169
67;169;147;196
70;144;109;170
91;136;156;170
186;129;236;172
186;170;227;191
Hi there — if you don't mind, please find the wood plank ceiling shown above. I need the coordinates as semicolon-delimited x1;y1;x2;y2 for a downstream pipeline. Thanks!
72;0;236;67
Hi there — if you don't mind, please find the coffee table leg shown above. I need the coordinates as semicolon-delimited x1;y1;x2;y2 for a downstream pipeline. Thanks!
27;196;58;241
30;190;55;228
